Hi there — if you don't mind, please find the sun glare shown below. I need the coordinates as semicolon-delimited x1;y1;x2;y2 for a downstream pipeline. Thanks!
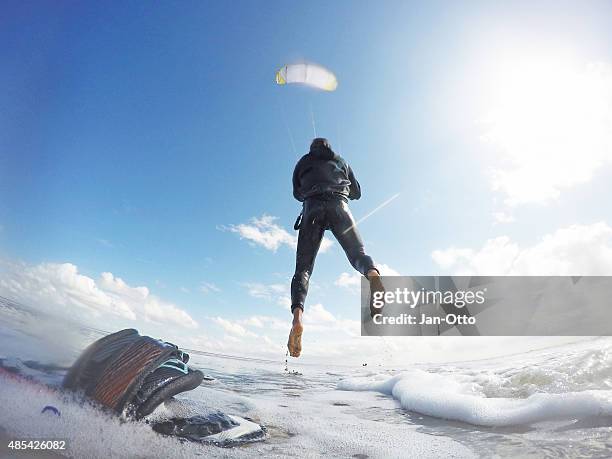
482;57;612;205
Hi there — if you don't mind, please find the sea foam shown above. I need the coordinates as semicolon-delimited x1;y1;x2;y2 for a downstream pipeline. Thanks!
338;341;612;427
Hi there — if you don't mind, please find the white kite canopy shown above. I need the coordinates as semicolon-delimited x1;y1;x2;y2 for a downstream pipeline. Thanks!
275;63;338;91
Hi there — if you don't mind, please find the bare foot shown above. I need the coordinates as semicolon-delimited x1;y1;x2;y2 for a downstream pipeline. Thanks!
287;309;303;357
368;269;385;318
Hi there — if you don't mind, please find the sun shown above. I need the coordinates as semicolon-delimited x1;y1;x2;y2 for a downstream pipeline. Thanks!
481;56;612;205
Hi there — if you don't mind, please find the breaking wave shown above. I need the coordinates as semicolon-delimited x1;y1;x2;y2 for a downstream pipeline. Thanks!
338;339;612;427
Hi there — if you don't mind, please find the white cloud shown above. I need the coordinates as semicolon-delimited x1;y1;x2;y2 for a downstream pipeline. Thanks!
227;215;294;251
492;212;515;224
203;303;361;359
210;317;254;337
320;238;333;252
481;60;612;206
239;315;288;331
335;272;361;289
4;258;587;367
0;260;198;330
95;238;114;248
432;222;612;275
243;282;291;309
377;264;401;276
188;329;282;357
225;214;333;253
305;303;336;324
235;307;355;335
241;316;265;328
335;264;400;291
204;315;291;354
244;282;285;298
303;303;361;336
199;282;220;294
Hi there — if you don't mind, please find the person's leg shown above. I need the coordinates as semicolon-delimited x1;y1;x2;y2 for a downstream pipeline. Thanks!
288;202;325;357
329;201;376;275
290;204;326;312
330;201;384;317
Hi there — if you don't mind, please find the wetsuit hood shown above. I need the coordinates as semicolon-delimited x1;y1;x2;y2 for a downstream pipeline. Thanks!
293;137;361;202
309;138;335;160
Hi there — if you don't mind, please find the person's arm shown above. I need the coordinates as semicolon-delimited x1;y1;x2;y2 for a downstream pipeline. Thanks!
293;161;304;202
347;165;361;200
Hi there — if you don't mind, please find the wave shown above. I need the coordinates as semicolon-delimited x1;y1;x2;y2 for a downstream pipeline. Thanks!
338;339;612;427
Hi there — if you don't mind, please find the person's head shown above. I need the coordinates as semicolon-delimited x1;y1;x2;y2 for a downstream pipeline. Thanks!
309;138;335;160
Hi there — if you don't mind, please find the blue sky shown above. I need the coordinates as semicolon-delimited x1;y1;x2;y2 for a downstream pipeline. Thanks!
2;1;612;362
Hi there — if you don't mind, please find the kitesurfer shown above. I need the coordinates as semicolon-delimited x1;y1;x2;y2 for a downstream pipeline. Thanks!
288;138;384;357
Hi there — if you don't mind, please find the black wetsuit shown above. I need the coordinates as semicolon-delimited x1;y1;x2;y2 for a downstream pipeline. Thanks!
290;139;376;313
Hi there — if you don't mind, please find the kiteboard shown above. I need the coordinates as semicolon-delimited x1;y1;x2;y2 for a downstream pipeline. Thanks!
0;329;266;447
